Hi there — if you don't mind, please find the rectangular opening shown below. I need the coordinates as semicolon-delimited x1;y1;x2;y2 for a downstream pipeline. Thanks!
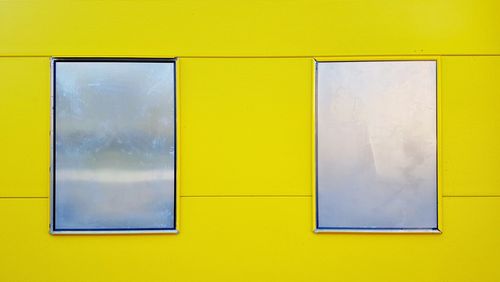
315;60;438;232
51;58;177;234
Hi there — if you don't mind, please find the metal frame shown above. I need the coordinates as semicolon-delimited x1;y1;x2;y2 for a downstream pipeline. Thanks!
313;57;442;234
49;57;179;235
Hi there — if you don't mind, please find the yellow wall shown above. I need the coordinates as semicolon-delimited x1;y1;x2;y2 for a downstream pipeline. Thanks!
0;1;499;281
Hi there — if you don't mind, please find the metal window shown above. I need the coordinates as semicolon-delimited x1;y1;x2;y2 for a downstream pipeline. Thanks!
316;61;438;232
51;59;177;234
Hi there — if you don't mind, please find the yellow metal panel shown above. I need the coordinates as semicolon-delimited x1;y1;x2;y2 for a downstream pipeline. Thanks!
442;56;500;196
0;1;499;56
0;0;497;280
0;197;498;282
179;58;312;196
0;58;50;197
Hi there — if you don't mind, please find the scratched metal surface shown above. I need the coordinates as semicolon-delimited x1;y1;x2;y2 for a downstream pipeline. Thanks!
54;61;175;230
316;61;437;229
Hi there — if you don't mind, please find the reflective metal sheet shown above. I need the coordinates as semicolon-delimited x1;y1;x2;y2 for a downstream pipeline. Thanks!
316;61;437;230
53;60;175;231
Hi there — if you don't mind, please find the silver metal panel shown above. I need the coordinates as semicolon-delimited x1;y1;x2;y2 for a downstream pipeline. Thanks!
53;60;175;231
316;61;437;230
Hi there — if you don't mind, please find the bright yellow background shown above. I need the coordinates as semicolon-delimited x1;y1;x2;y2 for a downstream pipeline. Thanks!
1;1;499;281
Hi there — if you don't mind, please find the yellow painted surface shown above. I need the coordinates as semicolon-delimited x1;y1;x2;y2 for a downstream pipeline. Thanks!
179;58;312;196
442;56;500;196
0;197;499;282
0;0;499;281
0;58;50;197
0;1;499;56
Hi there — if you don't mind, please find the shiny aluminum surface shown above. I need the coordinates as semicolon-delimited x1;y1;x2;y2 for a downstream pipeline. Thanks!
317;61;437;229
53;60;175;231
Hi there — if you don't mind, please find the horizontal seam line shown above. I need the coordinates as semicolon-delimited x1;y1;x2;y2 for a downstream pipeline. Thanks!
179;54;500;58
0;54;500;58
181;195;311;198
1;195;497;198
443;195;500;198
0;197;48;199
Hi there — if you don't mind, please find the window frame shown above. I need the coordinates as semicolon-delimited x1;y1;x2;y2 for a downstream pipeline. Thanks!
49;57;179;235
312;57;442;234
